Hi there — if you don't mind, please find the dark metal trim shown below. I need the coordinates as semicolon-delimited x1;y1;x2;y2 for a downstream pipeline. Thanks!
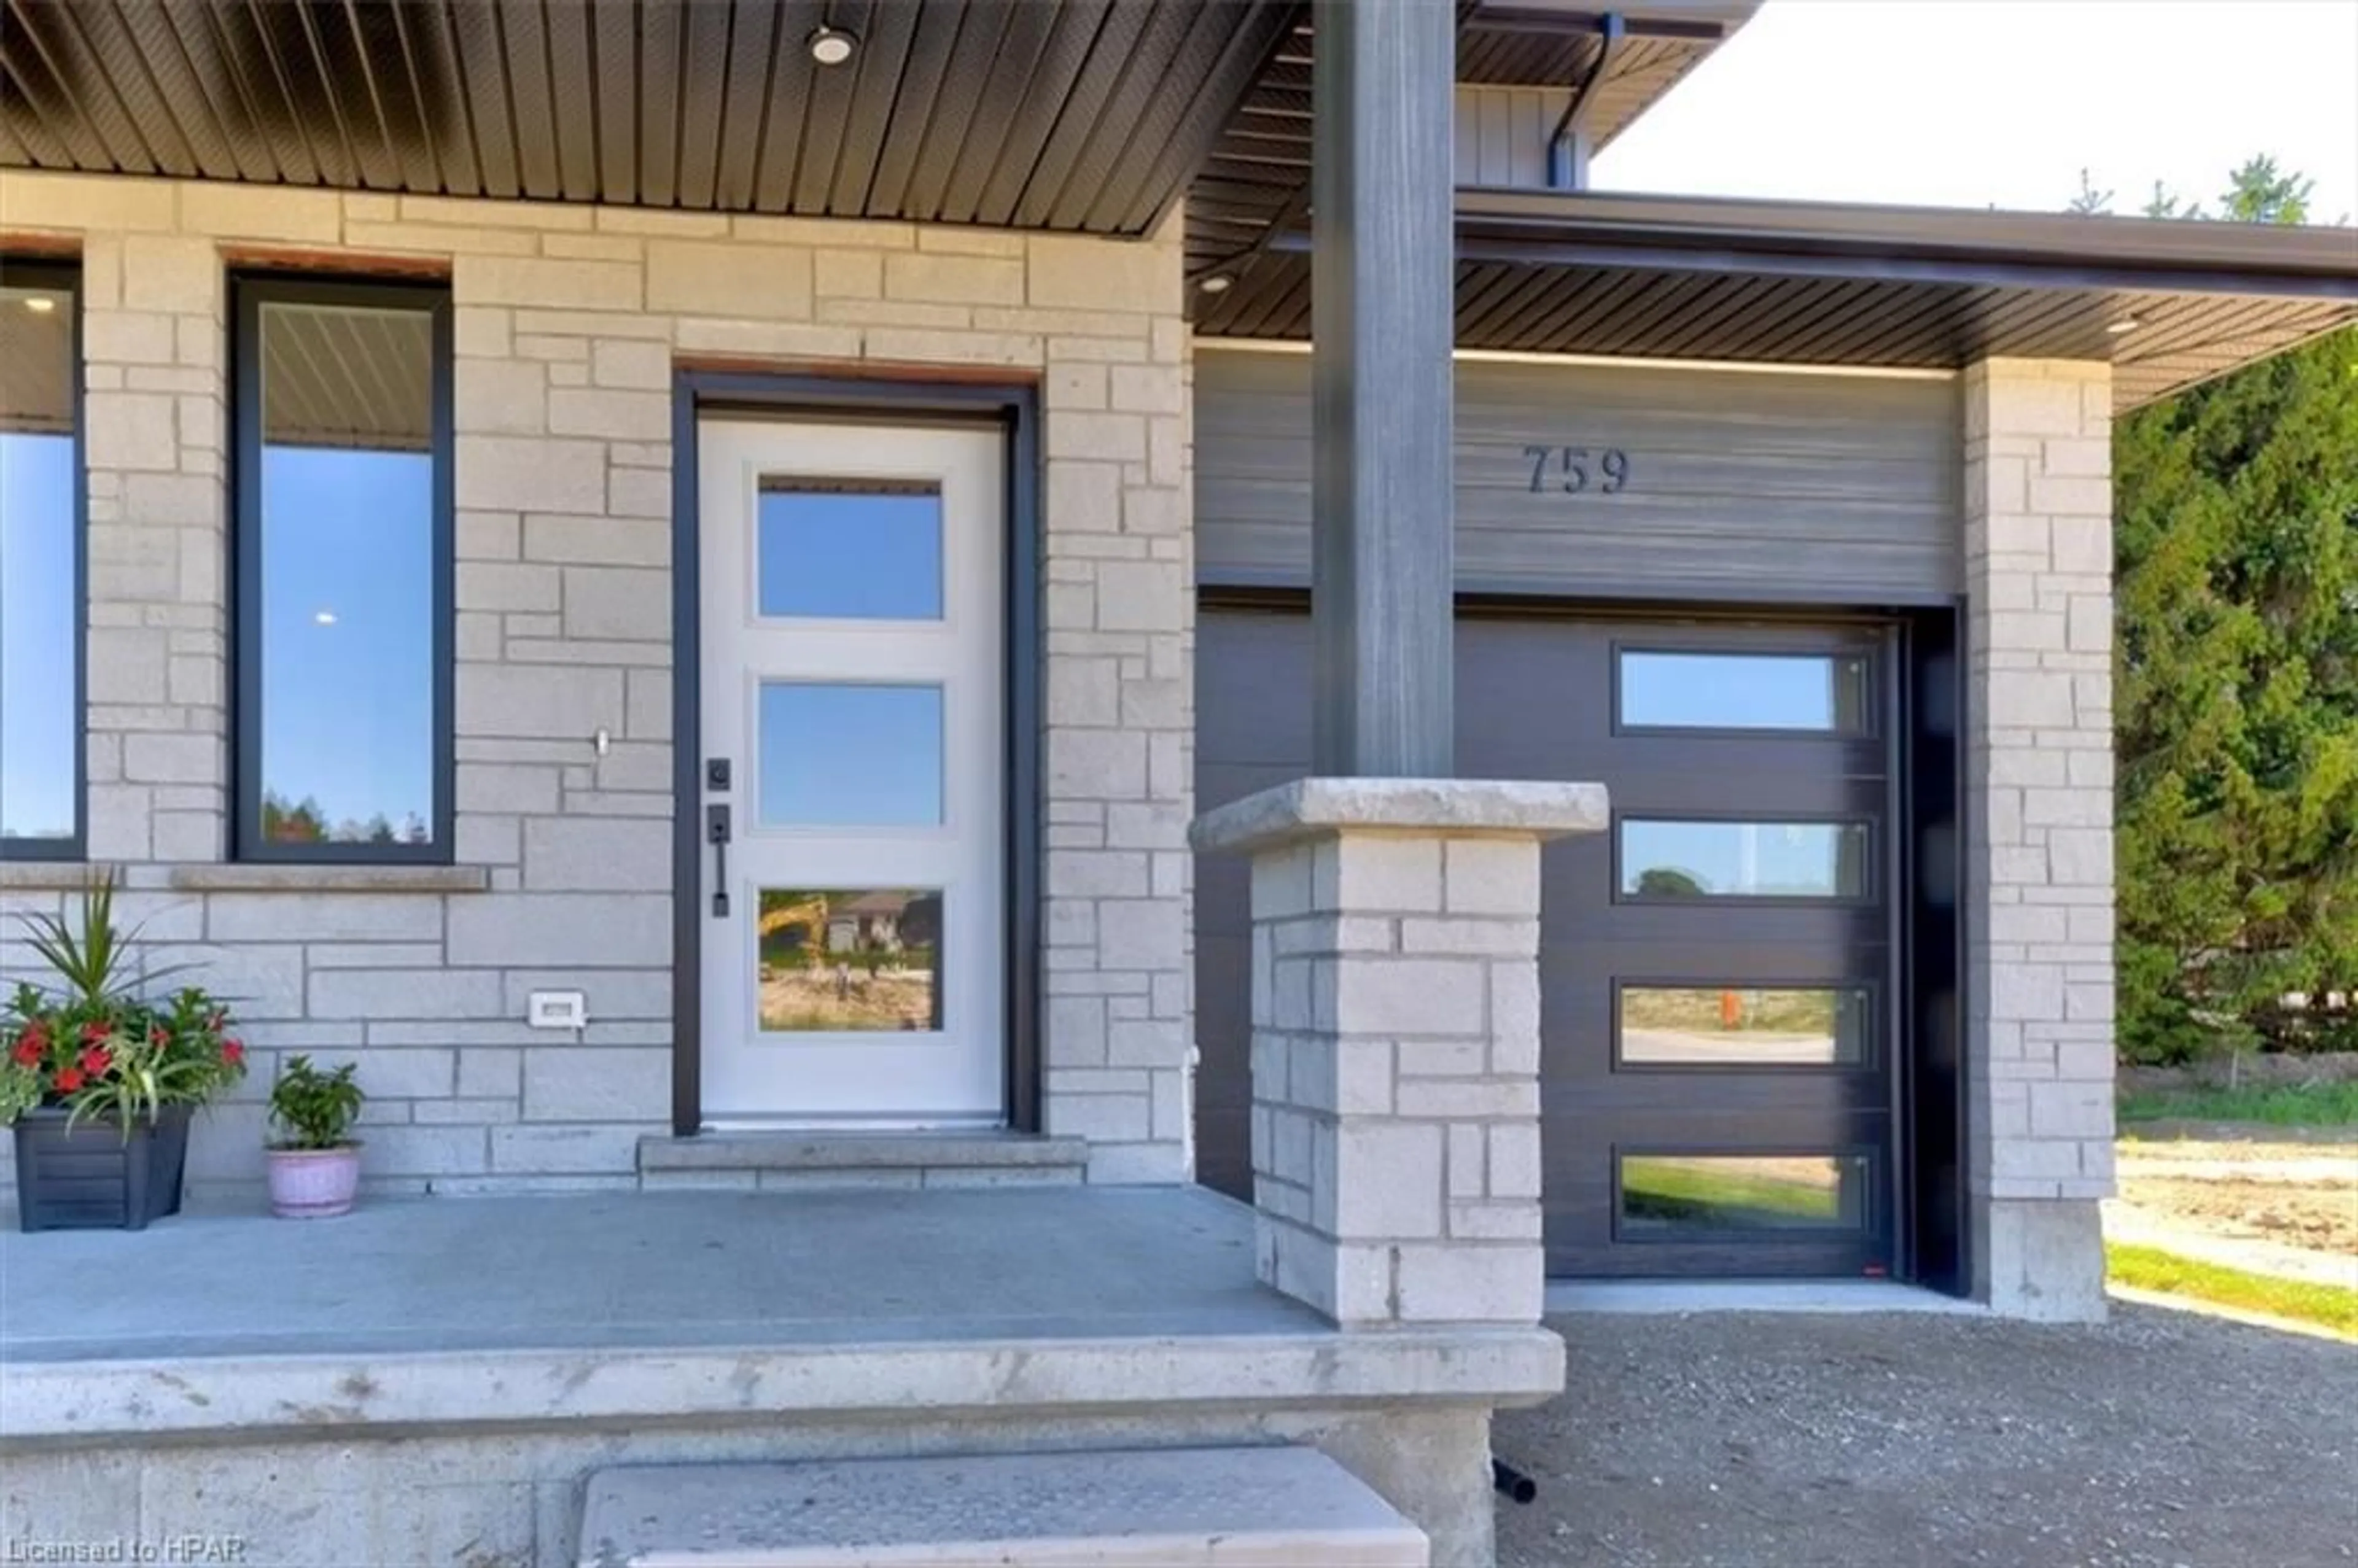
1447;188;2358;298
1468;2;1749;42
1546;11;1625;189
0;257;85;862
1239;191;2358;300
1199;567;1969;611
230;273;455;865
669;388;702;1138
1897;600;1971;1297
667;371;1042;1138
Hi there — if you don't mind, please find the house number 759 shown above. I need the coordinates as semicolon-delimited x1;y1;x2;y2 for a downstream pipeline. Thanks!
1524;444;1631;495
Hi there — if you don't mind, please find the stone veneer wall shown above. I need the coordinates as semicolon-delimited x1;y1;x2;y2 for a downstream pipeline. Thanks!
0;171;1196;1200
1959;357;2117;1320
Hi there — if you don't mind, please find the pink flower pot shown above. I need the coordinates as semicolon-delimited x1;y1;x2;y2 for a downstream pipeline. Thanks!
265;1144;361;1219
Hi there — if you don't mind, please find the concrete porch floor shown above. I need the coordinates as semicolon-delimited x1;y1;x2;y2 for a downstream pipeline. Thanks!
0;1187;1562;1567
0;1185;1316;1362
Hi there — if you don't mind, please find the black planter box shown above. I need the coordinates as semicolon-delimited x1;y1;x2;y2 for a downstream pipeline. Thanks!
11;1104;192;1232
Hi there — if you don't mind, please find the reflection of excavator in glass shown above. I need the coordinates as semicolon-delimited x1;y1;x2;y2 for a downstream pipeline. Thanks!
758;892;831;944
755;890;941;1032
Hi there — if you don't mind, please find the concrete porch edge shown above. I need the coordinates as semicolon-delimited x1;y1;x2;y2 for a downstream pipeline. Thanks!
0;1326;1566;1446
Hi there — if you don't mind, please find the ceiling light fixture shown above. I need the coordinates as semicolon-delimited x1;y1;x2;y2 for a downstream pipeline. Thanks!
314;610;338;627
1197;274;1234;295
807;25;857;66
22;296;56;314
2106;317;2140;335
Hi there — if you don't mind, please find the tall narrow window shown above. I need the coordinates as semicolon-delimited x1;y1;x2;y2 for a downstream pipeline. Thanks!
1;262;82;857
235;277;451;860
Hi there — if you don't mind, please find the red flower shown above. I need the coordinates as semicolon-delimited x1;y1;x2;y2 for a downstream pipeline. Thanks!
79;1046;111;1077
81;1022;111;1046
150;1024;168;1046
53;1066;85;1092
10;1038;41;1068
221;1040;245;1067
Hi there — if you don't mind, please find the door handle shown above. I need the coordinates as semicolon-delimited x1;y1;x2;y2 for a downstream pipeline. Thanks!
707;803;731;918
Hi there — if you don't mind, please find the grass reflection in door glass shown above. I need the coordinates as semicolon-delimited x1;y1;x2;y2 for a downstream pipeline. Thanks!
1619;1154;1864;1233
759;888;942;1033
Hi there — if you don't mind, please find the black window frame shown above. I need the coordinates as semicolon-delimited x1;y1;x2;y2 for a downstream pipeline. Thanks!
230;273;454;864
0;257;87;863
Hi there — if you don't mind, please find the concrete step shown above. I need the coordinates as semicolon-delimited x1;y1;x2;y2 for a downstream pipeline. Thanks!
576;1445;1430;1567
637;1131;1089;1192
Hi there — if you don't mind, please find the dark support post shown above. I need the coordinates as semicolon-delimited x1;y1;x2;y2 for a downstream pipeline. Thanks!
1310;0;1457;777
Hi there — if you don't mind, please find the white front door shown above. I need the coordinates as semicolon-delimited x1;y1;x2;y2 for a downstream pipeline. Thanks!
697;418;1005;1125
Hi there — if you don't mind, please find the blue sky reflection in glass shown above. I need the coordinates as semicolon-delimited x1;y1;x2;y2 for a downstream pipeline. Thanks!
759;681;943;828
758;483;941;620
1;429;77;840
1621;652;1864;732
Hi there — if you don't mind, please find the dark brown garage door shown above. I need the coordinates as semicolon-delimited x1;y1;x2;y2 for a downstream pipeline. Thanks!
1196;604;1901;1278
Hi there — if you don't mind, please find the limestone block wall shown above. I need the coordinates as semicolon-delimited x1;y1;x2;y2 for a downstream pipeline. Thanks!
1245;829;1548;1328
0;171;1196;1199
1959;356;2117;1320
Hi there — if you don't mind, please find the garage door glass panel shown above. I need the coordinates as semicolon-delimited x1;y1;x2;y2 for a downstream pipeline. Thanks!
758;888;943;1033
1621;820;1869;899
1619;651;1870;732
758;682;943;826
757;480;943;621
1619;987;1871;1066
1619;1154;1869;1235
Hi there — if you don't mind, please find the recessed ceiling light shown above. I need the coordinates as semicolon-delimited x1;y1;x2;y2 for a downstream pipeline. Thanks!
22;296;56;314
1197;274;1234;295
314;610;338;627
807;25;857;66
2106;317;2140;335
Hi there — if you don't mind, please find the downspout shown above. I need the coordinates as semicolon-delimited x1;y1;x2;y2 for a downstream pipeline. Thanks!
1546;11;1626;190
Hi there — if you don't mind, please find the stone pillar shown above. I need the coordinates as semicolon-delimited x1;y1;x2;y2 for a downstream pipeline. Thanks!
1960;357;2117;1322
1191;778;1606;1328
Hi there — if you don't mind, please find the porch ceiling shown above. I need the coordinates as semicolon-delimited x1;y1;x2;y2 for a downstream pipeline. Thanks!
1185;1;1755;281
1194;191;2358;410
0;0;1294;234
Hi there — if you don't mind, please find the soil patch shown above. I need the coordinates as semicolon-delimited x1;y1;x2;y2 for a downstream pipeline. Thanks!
2109;1131;2357;1287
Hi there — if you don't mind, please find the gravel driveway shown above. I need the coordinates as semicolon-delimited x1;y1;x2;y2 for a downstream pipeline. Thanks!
1495;1303;2357;1567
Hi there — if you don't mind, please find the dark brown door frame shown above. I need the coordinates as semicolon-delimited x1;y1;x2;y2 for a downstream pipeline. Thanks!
667;371;1042;1136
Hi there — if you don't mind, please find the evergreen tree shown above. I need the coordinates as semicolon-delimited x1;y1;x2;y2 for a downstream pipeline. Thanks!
2111;160;2357;1060
2067;168;2114;215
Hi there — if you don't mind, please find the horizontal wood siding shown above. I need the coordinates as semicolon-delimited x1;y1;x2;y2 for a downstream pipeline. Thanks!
1196;348;1963;602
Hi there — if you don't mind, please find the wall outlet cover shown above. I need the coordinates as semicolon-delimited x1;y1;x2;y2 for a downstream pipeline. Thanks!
527;991;589;1030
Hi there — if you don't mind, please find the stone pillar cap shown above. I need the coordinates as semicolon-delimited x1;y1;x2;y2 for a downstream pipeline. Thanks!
1190;777;1608;855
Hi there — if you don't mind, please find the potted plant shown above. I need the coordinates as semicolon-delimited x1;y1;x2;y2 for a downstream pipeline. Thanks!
2;877;246;1231
265;1055;365;1219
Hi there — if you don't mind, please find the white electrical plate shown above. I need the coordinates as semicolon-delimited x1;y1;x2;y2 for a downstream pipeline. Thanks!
527;990;588;1030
